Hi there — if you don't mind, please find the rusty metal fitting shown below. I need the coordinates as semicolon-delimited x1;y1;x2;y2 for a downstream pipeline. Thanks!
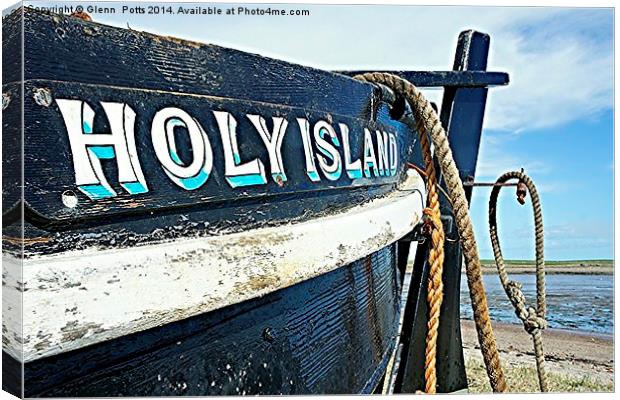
421;221;433;237
421;208;437;237
275;175;285;187
516;180;527;205
70;11;93;22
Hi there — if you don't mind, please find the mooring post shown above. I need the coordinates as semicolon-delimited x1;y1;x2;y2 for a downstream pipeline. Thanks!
435;30;491;393
393;30;493;394
439;30;490;201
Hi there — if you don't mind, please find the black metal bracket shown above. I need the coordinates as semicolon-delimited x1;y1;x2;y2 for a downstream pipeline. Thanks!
337;70;508;89
387;30;501;394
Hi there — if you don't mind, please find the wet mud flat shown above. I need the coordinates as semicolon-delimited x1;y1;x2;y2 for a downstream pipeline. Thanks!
461;320;614;390
460;273;613;334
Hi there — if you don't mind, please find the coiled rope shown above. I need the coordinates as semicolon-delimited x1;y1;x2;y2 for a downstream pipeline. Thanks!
489;170;548;392
353;72;507;393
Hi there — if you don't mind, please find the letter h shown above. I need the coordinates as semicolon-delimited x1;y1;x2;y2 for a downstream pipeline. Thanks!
56;99;148;200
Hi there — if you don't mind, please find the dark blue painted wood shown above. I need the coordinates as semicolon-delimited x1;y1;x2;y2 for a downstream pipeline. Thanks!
2;9;23;219
17;8;374;118
1;10;24;397
337;70;508;88
2;7;22;86
2;351;22;398
20;80;412;223
440;30;490;194
22;244;401;397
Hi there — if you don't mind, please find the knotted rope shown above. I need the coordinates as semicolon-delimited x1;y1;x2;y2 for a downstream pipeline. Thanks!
418;119;445;394
489;170;548;392
353;72;507;393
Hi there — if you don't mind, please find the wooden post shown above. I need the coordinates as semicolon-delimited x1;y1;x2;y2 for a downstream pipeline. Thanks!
393;30;494;394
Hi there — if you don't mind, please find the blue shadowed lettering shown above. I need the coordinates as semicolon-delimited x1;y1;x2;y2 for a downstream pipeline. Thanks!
169;150;183;165
178;169;210;190
78;184;116;200
227;174;266;188
89;146;115;159
307;170;320;181
347;169;364;179
121;181;149;195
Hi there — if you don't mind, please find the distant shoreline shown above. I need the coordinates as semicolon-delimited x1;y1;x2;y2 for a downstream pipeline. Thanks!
474;260;614;275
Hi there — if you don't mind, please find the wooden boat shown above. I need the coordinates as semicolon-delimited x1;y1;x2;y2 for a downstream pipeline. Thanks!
2;7;508;396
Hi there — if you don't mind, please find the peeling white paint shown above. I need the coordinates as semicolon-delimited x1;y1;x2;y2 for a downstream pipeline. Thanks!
5;172;425;362
2;253;23;362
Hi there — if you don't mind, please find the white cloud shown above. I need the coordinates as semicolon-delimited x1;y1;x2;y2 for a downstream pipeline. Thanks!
93;5;612;133
483;12;613;132
474;133;551;180
186;6;613;134
475;152;551;180
515;221;613;255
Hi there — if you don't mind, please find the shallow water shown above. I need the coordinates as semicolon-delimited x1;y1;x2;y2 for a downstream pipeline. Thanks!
460;273;613;334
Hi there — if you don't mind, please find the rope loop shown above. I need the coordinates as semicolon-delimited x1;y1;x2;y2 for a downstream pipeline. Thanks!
355;73;548;394
489;170;548;391
505;281;547;334
353;72;507;393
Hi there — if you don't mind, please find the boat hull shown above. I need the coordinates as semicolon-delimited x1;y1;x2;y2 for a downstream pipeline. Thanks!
19;243;404;397
2;7;428;396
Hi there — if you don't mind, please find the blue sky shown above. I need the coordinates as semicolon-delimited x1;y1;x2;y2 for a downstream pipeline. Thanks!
20;2;615;260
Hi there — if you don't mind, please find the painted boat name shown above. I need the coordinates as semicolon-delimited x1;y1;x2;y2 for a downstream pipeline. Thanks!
56;99;399;201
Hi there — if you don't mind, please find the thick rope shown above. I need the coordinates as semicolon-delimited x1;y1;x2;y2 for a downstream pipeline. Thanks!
489;170;548;392
353;72;507;393
418;121;445;394
381;100;446;394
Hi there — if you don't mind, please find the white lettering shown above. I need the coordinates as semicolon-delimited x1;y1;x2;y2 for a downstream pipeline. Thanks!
363;128;379;178
296;118;321;182
247;114;288;183
151;107;213;190
313;121;342;181
214;111;267;188
56;99;148;200
339;123;363;179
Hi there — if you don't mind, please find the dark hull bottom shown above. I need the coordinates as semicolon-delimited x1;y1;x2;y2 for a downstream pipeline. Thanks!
16;243;403;397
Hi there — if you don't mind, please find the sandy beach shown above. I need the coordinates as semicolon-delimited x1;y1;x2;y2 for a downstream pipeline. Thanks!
461;319;614;391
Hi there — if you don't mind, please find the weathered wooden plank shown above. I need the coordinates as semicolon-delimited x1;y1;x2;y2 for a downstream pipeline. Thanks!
20;8;376;118
23;244;402;396
1;7;424;232
2;7;24;397
20;80;412;223
15;182;394;257
13;174;424;363
2;7;23;86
